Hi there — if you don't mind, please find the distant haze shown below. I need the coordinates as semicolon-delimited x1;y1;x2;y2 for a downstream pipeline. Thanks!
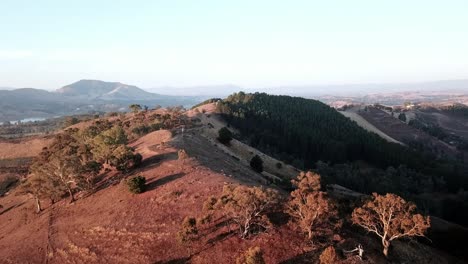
147;79;468;97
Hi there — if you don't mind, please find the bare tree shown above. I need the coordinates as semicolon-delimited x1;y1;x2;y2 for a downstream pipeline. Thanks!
352;193;430;257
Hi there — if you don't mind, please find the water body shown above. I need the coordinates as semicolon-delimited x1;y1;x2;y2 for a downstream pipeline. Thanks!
0;117;47;125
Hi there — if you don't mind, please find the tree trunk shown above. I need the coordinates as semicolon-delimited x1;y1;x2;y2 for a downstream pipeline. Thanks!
382;240;390;257
35;197;42;213
241;223;250;239
68;187;75;203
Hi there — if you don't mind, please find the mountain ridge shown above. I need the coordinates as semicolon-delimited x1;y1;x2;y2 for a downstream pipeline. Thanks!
0;80;205;122
56;79;162;100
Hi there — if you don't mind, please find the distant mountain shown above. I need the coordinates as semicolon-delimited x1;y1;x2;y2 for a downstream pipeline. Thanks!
0;80;205;122
57;80;161;100
0;87;15;90
0;88;76;122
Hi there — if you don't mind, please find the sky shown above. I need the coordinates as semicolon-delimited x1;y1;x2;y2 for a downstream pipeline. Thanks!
0;0;467;90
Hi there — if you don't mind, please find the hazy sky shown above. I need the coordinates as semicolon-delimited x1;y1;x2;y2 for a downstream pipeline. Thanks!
0;0;467;90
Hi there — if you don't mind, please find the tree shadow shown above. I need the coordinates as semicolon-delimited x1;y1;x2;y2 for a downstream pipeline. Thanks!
267;211;290;226
0;201;26;215
279;251;317;264
91;170;124;195
206;230;235;244
146;172;185;191
153;257;190;264
140;152;178;170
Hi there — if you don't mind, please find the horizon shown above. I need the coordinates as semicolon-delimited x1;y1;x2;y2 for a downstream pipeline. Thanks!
0;78;468;95
1;1;468;90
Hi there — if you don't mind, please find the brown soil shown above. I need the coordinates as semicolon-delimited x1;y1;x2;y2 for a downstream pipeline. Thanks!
0;136;53;159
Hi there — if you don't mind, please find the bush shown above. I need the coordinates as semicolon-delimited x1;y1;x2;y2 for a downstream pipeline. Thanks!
177;216;198;243
126;176;146;194
106;112;119;117
131;125;151;136
275;162;282;169
178;149;189;160
398;112;407;122
319;246;337;264
218;127;233;145
110;146;142;172
236;247;265;264
250;155;263;173
203;196;218;211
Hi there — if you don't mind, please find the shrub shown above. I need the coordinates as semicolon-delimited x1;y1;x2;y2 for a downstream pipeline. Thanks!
275;162;282;169
218;127;233;145
106;112;119;117
250;155;263;173
319;246;337;264
150;123;162;131
203;196;218;211
178;149;189;160
398;112;407;122
177;216;198;243
236;247;265;264
126;176;146;194
131;125;151;136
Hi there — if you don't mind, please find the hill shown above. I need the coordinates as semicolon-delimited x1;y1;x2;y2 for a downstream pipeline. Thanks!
0;99;466;263
57;80;161;100
0;80;204;122
214;92;468;226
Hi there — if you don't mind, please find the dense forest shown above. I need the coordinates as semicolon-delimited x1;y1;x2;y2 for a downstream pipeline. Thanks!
216;92;468;225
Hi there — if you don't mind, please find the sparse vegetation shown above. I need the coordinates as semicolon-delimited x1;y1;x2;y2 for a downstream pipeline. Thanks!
129;104;142;113
126;176;146;194
191;98;222;109
177;216;198;243
236;246;266;264
319;246;338;264
178;149;189;160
